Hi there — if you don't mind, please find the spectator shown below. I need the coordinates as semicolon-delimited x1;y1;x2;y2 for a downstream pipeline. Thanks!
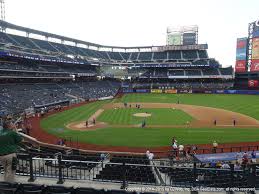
0;121;22;182
172;139;178;157
216;161;222;168
236;152;242;164
178;144;184;156
234;161;241;170
251;150;256;163
210;161;216;168
221;162;230;169
196;173;204;182
242;152;249;165
191;145;197;155
57;138;66;146
146;150;154;160
212;140;218;153
100;153;106;161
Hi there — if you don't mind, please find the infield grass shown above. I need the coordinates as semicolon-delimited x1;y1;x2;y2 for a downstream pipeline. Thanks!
98;108;193;125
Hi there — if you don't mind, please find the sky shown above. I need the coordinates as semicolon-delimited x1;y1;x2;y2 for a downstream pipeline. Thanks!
5;0;259;67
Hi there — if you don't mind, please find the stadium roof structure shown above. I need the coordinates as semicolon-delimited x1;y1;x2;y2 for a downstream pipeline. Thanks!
0;20;208;52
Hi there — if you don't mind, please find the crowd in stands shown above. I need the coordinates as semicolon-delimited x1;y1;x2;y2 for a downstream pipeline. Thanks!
0;80;120;113
0;61;97;76
0;31;221;66
140;68;233;78
130;81;234;90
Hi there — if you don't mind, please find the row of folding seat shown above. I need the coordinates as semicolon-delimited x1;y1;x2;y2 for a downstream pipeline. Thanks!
0;182;160;194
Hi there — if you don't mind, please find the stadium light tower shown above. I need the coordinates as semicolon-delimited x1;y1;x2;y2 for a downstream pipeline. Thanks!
0;0;5;21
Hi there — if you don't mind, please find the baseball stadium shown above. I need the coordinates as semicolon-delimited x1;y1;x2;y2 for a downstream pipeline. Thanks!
1;0;259;192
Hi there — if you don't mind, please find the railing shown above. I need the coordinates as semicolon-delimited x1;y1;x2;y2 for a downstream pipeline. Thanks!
7;153;259;190
150;145;259;157
194;145;259;155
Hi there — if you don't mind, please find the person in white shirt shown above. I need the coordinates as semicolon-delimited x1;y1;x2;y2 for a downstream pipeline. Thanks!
146;150;154;160
234;162;241;170
178;145;184;157
221;163;230;169
212;141;218;153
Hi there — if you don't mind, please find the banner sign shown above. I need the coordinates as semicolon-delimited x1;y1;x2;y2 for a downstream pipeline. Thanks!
252;37;259;59
235;60;246;72
151;89;163;93
215;90;225;94
250;60;259;72
183;33;196;45
248;80;259;88
135;89;150;93
236;38;247;61
236;48;247;60
122;89;133;93
178;89;193;94
164;89;177;94
236;38;247;49
192;89;259;95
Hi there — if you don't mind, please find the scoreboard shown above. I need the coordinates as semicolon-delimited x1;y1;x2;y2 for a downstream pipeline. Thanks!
167;25;198;46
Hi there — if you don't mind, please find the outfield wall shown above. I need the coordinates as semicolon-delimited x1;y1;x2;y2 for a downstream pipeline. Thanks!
122;88;259;95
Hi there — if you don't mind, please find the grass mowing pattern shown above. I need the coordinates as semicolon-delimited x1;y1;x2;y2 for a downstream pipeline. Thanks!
41;100;108;132
116;93;259;120
40;94;259;147
98;108;193;125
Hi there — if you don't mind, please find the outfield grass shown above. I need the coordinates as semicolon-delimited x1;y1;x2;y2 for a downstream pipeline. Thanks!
40;94;259;147
116;93;259;120
98;108;193;125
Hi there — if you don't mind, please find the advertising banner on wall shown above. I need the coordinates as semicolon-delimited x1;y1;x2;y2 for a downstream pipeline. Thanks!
164;89;177;94
248;80;259;88
183;33;196;45
236;38;247;61
235;60;246;72
178;89;193;94
135;89;150;93
122;89;133;93
253;20;259;38
236;48;247;60
236;38;247;49
253;30;259;38
252;37;259;59
151;89;163;94
250;60;259;72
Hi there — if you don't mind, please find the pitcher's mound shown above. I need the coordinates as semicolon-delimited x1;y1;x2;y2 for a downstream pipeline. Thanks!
133;113;152;117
